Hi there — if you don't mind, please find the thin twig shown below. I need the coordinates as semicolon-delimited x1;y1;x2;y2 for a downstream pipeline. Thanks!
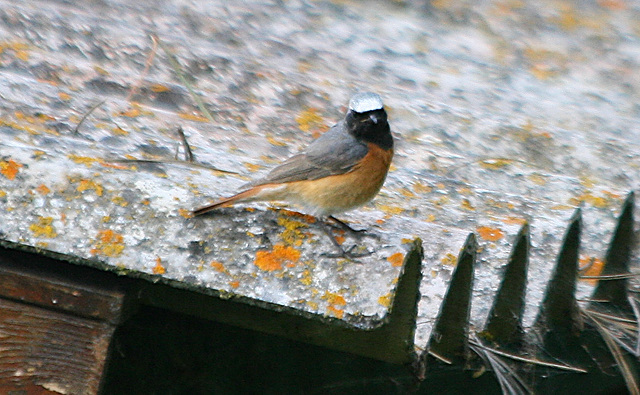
582;309;638;324
468;338;587;373
469;342;531;395
583;309;640;395
74;100;106;134
427;350;453;365
580;273;637;280
177;126;194;162
106;158;238;174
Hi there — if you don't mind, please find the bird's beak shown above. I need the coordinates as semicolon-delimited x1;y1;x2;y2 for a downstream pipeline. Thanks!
369;113;379;124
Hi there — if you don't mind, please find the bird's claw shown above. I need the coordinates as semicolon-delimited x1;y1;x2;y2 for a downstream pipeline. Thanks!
322;244;373;260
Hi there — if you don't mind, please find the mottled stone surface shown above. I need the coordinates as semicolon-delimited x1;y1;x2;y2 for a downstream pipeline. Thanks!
0;0;638;346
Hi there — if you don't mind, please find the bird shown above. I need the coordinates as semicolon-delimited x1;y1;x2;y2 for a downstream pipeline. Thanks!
192;92;394;257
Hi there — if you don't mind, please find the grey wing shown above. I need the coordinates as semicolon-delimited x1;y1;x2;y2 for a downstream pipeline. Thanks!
245;121;368;187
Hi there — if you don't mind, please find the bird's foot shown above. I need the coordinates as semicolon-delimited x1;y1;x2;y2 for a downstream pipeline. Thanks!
327;216;380;240
321;244;373;261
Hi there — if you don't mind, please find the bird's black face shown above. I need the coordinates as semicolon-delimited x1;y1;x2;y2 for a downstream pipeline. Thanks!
346;108;393;150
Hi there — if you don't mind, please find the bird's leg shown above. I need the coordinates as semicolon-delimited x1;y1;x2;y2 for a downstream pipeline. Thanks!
327;215;380;240
318;219;373;260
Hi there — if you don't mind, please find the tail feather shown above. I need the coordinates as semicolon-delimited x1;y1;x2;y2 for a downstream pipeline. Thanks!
192;188;260;216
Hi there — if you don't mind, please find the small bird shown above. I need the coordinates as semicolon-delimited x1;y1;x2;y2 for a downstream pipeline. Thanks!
193;92;394;257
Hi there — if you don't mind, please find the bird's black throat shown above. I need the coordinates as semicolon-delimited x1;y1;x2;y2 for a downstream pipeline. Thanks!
346;109;393;150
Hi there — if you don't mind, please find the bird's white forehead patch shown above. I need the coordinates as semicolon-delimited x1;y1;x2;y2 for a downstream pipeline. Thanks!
348;92;384;113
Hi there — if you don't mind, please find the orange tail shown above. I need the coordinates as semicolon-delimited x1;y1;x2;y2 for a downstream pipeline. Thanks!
192;188;260;216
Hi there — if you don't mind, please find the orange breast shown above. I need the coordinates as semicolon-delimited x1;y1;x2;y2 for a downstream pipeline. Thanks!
281;143;393;215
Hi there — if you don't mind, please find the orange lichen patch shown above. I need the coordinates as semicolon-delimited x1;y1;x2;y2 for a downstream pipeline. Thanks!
412;182;432;194
477;226;504;242
0;159;22;180
433;195;450;207
0;40;30;61
152;257;166;274
540;131;553;138
266;135;288;147
579;176;595;188
111;196;128;207
333;235;346;246
551;204;575;210
100;162;129;170
400;188;416;198
480;158;513;170
378;204;405;218
76;179;104;196
323;291;347;306
0;118;38;135
210;261;228;273
93;65;109;75
569;193;611;208
150;84;170;92
91;229;125;257
378;293;392;307
277;217;308;246
486;199;514;210
116;103;153;118
441;253;457;266
58;92;72;101
579;257;605;285
300;269;313;286
254;244;301;271
178;112;210;122
602;190;622;199
118;107;141;118
461;199;475;211
229;280;240;288
296;108;324;133
35;184;51;195
276;208;316;223
68;154;100;167
502;216;527;225
326;305;344;319
178;208;193;218
29;217;57;238
425;214;436;222
528;173;547;185
387;252;404;267
112;125;129;135
243;162;262;172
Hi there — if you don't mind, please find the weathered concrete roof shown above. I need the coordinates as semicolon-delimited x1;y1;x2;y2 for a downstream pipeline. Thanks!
0;0;638;347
